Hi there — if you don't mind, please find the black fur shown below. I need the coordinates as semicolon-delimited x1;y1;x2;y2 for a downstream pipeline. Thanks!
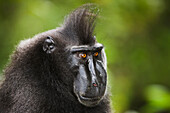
0;4;111;113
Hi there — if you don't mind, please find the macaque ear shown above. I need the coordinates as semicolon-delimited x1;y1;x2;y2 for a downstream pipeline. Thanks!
43;36;56;54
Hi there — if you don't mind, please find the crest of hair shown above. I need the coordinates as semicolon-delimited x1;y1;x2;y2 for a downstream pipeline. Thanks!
62;4;99;45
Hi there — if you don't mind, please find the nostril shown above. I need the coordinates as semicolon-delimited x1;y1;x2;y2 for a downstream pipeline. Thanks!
93;83;98;87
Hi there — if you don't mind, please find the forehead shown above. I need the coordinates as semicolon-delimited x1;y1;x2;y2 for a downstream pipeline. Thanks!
70;43;104;53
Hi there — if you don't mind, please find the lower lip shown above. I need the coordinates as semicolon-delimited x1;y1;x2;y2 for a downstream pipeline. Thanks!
79;95;101;101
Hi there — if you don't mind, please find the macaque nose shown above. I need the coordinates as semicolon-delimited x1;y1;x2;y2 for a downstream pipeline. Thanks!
93;83;98;87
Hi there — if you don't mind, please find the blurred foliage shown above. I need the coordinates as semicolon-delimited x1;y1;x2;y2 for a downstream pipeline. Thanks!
142;85;170;113
0;0;170;113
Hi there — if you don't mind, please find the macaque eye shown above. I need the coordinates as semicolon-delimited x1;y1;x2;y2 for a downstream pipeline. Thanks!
94;52;99;57
79;53;87;59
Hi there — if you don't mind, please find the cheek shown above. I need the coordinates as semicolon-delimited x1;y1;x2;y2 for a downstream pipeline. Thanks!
70;55;79;66
74;65;89;93
95;60;107;84
101;49;107;69
69;55;80;73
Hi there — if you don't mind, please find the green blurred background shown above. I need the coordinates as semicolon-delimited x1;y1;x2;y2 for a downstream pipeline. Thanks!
0;0;170;113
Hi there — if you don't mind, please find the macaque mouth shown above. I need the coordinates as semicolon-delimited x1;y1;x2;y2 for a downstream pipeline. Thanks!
79;94;101;101
77;93;103;107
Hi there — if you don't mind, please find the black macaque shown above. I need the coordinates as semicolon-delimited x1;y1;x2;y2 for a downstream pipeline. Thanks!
0;4;111;113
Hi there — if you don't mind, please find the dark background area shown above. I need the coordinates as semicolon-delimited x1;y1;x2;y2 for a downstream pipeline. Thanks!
0;0;170;113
